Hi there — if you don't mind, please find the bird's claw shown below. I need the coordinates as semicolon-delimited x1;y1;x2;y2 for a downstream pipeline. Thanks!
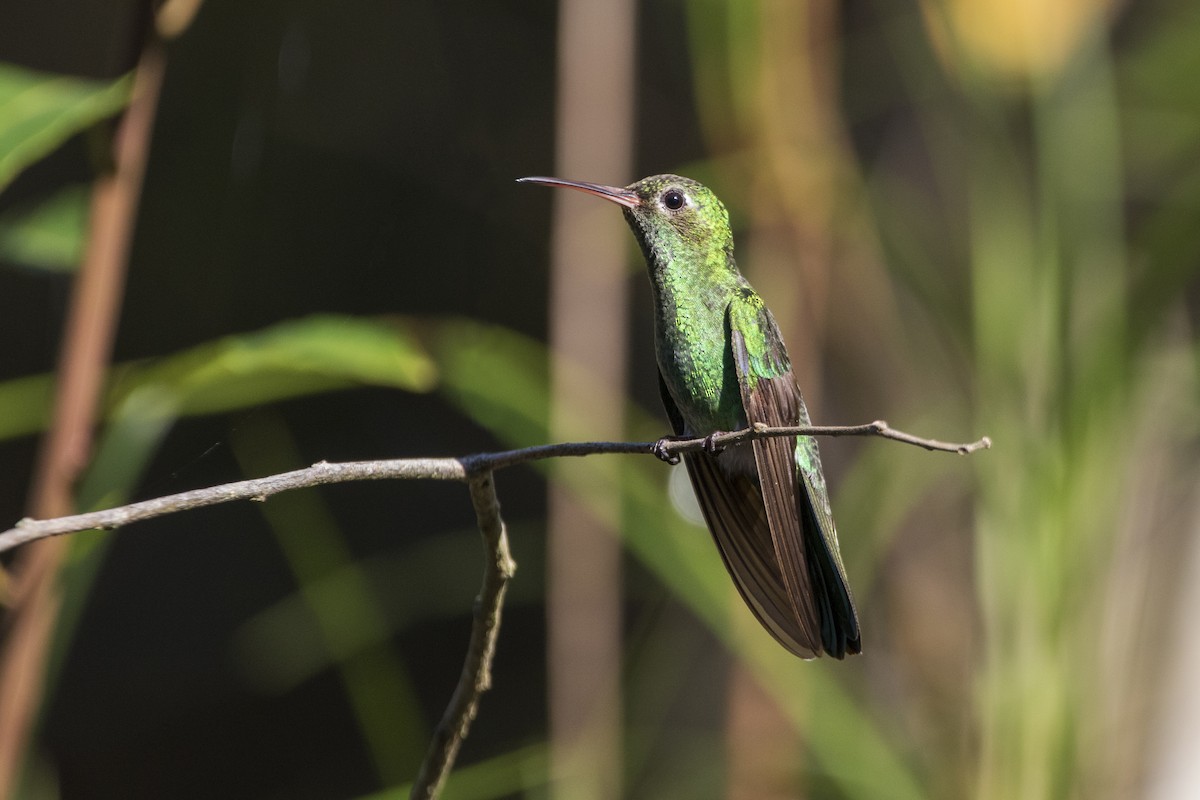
703;432;726;455
651;438;682;465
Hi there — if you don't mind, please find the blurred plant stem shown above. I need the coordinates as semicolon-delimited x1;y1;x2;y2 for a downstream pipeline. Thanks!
543;0;635;796
0;43;163;798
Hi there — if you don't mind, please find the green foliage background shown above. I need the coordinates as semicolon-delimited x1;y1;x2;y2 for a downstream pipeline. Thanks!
2;1;1199;798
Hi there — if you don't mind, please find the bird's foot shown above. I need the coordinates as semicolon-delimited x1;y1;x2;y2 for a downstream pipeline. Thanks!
703;431;727;455
651;437;683;465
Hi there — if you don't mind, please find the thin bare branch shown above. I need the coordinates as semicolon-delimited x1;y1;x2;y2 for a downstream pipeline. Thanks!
0;458;466;553
0;422;989;554
410;471;516;800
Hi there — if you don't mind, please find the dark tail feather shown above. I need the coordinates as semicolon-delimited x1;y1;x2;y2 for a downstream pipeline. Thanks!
685;451;823;658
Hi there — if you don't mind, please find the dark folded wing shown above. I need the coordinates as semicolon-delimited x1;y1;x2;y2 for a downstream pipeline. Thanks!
659;373;821;657
684;449;823;657
727;288;860;658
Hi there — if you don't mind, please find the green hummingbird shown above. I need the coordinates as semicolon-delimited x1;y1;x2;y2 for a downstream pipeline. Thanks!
519;174;860;659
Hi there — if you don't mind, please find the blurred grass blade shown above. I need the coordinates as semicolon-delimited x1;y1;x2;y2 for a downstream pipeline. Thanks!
432;318;550;446
128;314;437;416
0;184;89;271
0;374;56;441
0;314;437;442
0;64;132;192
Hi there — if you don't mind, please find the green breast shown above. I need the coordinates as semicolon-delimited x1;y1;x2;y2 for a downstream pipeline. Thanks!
654;292;745;435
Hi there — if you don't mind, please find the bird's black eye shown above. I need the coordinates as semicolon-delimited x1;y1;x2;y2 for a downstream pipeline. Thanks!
663;189;685;210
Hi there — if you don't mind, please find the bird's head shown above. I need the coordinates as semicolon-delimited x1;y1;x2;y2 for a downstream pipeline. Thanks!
518;173;734;274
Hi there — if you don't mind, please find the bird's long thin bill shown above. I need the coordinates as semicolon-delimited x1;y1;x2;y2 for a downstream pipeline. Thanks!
517;176;639;209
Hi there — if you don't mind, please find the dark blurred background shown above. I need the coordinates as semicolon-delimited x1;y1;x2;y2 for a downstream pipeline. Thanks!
2;0;1199;798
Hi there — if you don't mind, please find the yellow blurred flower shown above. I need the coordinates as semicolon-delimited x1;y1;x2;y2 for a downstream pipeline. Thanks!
920;0;1113;80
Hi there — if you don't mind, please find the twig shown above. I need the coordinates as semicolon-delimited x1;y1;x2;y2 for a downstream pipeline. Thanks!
0;422;988;551
736;420;993;455
410;471;516;800
0;421;988;800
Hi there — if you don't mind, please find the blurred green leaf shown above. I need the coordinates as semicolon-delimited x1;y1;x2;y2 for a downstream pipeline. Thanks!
0;373;55;441
127;314;437;415
432;318;550;447
0;63;132;192
0;184;88;271
0;314;437;441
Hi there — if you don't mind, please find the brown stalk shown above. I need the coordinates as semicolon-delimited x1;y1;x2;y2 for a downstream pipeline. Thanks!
0;44;165;797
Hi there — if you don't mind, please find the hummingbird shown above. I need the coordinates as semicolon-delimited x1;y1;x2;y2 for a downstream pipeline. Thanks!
519;174;860;658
